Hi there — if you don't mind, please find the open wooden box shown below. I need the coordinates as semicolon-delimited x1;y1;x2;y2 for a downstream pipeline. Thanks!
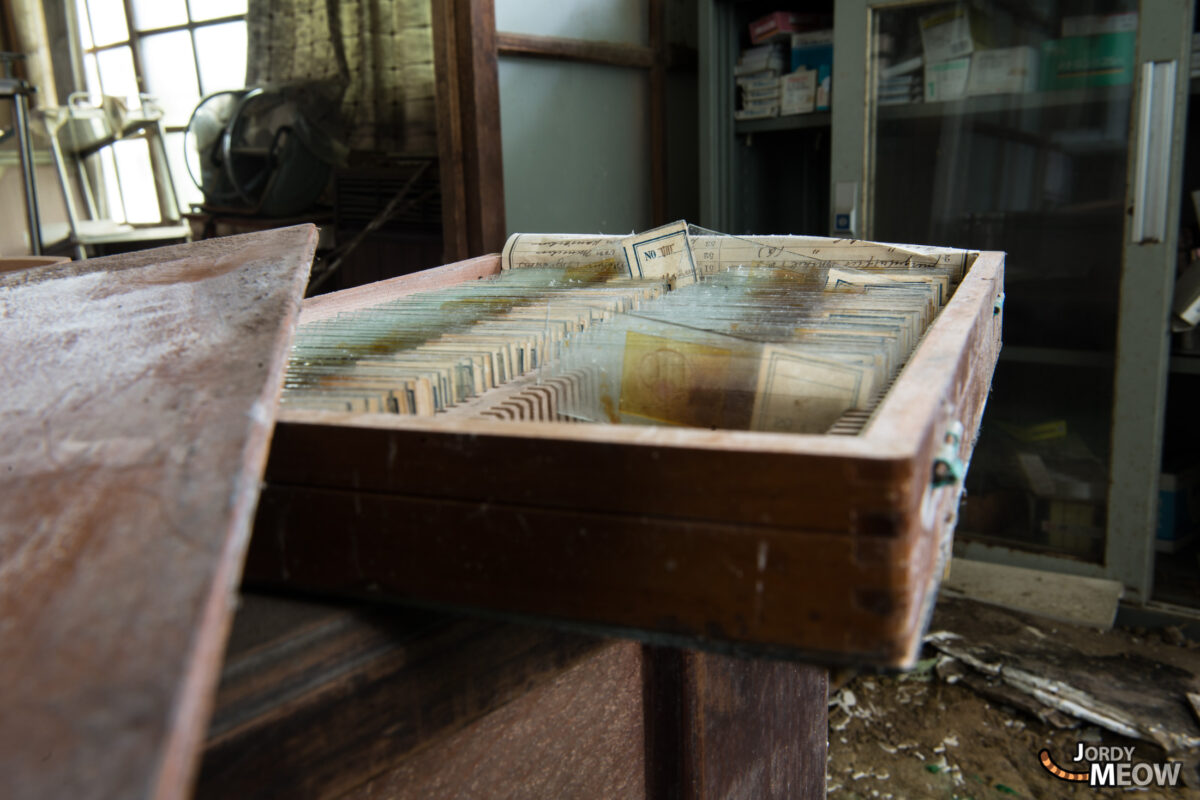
1;227;1000;799
246;246;1005;668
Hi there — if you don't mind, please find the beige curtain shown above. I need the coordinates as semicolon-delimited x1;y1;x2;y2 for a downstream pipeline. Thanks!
245;0;436;155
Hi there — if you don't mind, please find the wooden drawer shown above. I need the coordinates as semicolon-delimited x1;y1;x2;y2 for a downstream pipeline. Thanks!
246;247;1005;668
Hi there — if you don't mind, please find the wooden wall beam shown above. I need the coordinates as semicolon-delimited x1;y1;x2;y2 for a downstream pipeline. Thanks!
649;0;667;225
495;32;655;69
432;0;506;262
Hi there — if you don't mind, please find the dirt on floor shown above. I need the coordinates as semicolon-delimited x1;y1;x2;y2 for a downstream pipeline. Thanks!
826;653;1200;800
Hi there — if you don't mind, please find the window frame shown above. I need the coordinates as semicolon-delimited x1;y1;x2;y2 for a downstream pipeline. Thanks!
71;0;248;218
77;0;246;134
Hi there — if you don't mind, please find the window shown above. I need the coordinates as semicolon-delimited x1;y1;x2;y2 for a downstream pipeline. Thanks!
72;0;249;216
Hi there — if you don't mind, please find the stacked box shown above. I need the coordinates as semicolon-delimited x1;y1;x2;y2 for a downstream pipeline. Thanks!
791;30;833;111
734;43;786;120
1061;12;1137;37
749;10;831;45
781;69;817;115
1039;32;1136;90
924;57;970;102
878;74;921;106
919;7;986;64
967;46;1038;96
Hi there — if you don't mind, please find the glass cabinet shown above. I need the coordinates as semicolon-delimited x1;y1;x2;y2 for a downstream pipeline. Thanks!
830;0;1194;603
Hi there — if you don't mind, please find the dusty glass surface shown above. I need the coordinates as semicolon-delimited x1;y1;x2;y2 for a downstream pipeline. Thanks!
868;0;1137;561
283;229;965;435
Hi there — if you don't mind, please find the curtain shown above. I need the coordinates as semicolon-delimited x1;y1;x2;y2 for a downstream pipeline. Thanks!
245;0;436;155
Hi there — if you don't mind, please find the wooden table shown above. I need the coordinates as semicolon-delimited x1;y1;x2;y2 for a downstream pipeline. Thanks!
0;227;317;800
195;593;828;800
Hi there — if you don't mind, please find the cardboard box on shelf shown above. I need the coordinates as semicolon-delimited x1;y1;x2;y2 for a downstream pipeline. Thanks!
733;105;779;121
1061;12;1137;37
1039;32;1136;90
924;57;971;102
967;46;1038;96
781;69;817;115
878;74;921;106
791;35;833;111
748;11;831;45
737;73;779;93
920;7;985;64
735;42;786;77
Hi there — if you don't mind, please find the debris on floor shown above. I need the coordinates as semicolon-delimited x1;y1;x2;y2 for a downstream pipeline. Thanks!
828;597;1200;799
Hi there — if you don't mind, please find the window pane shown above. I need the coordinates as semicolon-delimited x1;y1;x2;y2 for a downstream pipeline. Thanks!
187;0;247;22
75;0;94;49
83;54;102;102
85;0;130;47
96;46;139;105
165;131;205;210
129;0;187;31
495;0;648;46
97;147;126;223
194;22;247;94
140;31;201;126
112;138;160;223
498;60;650;233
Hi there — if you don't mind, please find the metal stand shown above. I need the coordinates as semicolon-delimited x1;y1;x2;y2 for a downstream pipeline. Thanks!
1;53;41;255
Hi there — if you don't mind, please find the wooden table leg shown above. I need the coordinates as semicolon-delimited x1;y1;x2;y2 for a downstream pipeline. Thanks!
644;647;828;800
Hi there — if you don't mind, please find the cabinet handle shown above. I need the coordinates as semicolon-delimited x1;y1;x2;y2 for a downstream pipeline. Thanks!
1131;60;1177;244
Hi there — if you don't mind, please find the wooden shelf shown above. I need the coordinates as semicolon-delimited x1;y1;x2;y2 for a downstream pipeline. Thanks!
733;111;831;135
1170;354;1200;375
877;84;1132;122
1000;347;1200;376
1000;345;1114;369
731;85;1130;135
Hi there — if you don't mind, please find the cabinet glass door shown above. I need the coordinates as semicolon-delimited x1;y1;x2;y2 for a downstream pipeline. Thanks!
833;0;1192;600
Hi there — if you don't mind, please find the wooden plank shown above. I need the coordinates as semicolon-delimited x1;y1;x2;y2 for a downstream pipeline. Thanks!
682;652;827;799
431;0;506;262
197;595;827;799
928;597;1200;759
495;32;656;69
866;251;1005;662
431;0;470;264
343;639;647;799
460;0;506;257
245;485;924;664
0;226;318;800
260;420;912;532
195;594;606;799
648;0;667;225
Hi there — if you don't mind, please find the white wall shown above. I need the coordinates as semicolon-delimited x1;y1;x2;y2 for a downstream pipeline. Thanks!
495;0;654;236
